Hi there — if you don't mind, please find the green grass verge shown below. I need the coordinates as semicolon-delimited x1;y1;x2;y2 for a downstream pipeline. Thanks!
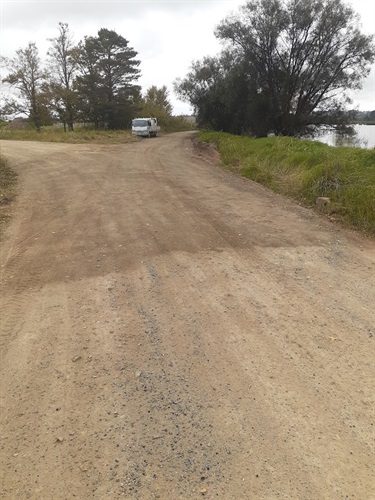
199;131;375;236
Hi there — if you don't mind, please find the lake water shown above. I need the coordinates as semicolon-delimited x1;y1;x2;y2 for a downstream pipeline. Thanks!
315;124;375;149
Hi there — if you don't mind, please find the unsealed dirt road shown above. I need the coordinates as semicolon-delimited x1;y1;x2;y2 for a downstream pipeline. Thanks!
0;132;374;499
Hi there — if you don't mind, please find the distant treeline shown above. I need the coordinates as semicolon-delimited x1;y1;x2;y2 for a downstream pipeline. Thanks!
349;110;375;124
0;23;187;132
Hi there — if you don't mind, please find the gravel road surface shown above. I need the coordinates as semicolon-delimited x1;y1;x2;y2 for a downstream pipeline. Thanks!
0;132;374;499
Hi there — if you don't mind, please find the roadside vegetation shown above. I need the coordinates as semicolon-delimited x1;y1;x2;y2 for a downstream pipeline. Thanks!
0;155;17;237
0;118;193;143
136;85;195;133
0;124;138;144
199;131;375;236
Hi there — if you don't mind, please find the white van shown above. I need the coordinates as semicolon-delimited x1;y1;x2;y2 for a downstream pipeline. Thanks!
131;117;160;137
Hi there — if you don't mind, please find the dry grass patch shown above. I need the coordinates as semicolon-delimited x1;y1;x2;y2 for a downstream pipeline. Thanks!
0;155;18;238
0;126;139;144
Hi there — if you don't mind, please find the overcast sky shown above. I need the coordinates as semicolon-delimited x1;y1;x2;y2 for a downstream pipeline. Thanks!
0;0;374;115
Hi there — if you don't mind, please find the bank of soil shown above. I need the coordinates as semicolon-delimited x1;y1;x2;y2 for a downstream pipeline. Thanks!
0;132;374;499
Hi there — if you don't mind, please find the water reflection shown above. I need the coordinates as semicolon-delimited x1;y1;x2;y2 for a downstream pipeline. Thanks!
312;125;375;149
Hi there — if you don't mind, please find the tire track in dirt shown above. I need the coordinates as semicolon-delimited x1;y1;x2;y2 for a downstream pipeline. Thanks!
0;228;45;351
142;141;246;251
0;143;127;354
0;155;66;352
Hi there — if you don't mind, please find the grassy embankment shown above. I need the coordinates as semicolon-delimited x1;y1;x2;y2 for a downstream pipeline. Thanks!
199;131;375;236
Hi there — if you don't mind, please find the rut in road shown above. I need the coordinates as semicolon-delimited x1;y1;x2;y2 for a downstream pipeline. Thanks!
0;132;374;499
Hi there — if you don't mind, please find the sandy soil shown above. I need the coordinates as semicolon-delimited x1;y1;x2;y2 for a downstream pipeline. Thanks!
0;132;374;499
